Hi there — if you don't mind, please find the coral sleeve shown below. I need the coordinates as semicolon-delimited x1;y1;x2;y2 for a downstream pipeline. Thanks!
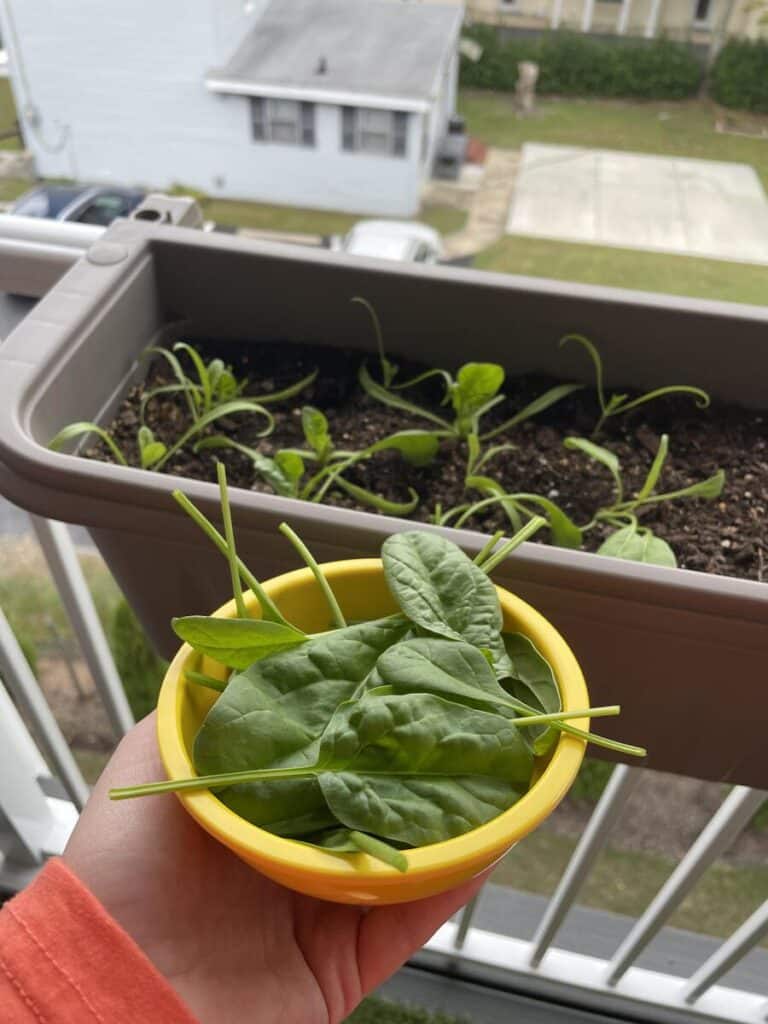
0;858;198;1023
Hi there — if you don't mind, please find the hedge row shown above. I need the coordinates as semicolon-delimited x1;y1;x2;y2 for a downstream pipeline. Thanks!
460;26;703;100
710;39;768;112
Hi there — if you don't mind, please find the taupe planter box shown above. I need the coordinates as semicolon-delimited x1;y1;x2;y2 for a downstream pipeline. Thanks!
1;220;767;786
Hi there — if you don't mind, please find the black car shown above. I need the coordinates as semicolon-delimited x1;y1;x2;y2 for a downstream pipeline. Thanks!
10;184;145;227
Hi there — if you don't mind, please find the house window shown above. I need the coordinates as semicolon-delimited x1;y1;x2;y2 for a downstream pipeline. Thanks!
341;108;408;157
694;0;711;21
251;98;315;146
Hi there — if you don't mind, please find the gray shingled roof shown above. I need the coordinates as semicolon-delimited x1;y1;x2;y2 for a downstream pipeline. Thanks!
209;0;463;103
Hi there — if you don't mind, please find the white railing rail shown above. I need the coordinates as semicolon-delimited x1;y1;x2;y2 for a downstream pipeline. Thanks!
1;212;768;1023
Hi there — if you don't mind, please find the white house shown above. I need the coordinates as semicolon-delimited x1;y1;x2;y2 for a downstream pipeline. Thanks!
0;0;463;217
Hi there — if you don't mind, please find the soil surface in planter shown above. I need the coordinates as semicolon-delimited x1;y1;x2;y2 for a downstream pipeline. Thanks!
87;339;768;582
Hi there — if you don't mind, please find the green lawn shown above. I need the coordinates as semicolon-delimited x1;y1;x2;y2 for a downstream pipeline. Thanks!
459;93;768;190
202;196;466;237
0;177;32;201
493;828;768;941
460;92;768;305
0;78;21;150
475;236;768;307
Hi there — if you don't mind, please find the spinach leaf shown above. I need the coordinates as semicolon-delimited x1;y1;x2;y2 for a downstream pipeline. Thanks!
377;637;515;712
172;616;308;669
377;636;562;757
315;691;530;845
382;531;502;648
193;616;410;826
320;774;522;847
598;525;677;567
499;633;561;755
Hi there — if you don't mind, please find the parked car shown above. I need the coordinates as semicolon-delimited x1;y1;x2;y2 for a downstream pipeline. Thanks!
10;184;146;226
332;220;443;264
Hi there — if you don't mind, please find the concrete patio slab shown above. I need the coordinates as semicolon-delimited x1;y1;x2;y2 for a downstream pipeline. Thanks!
507;143;768;265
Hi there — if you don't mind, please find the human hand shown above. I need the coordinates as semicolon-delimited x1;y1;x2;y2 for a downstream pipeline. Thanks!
64;714;487;1024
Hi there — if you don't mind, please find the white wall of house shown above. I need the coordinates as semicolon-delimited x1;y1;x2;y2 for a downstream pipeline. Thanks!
0;0;452;215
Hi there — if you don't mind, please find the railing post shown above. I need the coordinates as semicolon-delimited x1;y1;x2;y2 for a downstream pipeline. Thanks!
30;516;134;738
605;784;767;985
0;608;89;809
529;764;643;968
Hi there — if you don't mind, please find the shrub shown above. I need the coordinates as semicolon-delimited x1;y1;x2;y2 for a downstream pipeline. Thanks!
460;27;702;100
345;997;469;1024
109;599;167;721
569;757;613;803
711;39;768;112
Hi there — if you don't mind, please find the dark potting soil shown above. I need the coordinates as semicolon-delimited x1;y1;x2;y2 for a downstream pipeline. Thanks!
87;339;768;583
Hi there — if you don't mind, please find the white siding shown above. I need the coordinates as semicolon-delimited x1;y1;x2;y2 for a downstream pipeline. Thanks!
0;0;443;215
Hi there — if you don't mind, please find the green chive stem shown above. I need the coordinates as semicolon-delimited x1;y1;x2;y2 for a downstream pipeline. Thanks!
349;831;408;873
480;516;547;574
279;522;347;629
473;530;504;567
185;670;227;693
217;463;247;619
172;489;289;626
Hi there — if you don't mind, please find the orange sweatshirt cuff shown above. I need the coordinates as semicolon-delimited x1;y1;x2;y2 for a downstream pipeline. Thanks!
0;857;198;1023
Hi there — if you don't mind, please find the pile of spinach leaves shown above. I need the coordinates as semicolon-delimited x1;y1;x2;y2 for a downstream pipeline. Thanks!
110;468;645;872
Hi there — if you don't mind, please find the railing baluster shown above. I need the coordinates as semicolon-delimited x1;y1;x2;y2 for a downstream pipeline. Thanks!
454;893;480;950
30;516;134;737
528;763;643;968
605;784;766;985
0;608;89;809
682;898;768;1004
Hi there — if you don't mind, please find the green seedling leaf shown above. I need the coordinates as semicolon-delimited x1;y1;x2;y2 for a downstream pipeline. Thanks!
195;436;305;498
465;475;523;533
144;344;199;420
450;363;505;436
652;470;725;504
598;526;677;568
514;495;582;550
482;384;583;441
255;368;318;406
174;341;212;413
302;406;332;462
137;425;167;469
154;399;274;471
359;364;451;430
565;437;623;502
382;531;502;648
335;477;420;515
365;430;442;467
351;297;398;388
636;433;669;501
171;616;308;669
49;422;128;466
474;442;517;473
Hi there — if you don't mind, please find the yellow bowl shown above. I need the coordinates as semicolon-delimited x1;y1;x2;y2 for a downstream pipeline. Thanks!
156;559;588;905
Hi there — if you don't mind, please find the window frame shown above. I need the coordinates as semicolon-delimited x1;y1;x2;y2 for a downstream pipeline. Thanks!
250;97;315;147
341;107;408;158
